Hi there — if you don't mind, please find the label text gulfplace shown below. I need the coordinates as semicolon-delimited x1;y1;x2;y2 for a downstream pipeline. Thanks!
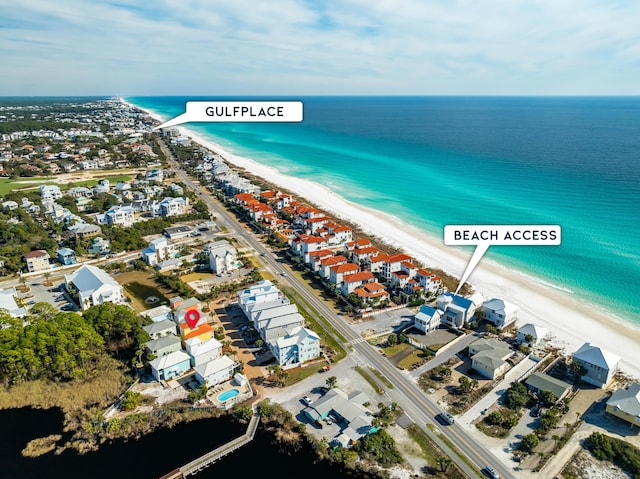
205;106;284;118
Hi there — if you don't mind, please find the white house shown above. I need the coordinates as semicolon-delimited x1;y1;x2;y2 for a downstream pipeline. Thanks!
437;292;482;329
573;342;620;388
142;237;176;266
482;298;519;330
251;303;298;330
0;288;28;318
237;280;283;315
150;350;192;381
97;204;135;227
469;338;513;380
207;240;238;274
516;323;548;346
185;337;223;367
143;319;177;339
270;326;321;369
413;305;442;333
606;382;640;427
158;196;189;217
261;313;305;343
194;355;236;387
64;265;125;310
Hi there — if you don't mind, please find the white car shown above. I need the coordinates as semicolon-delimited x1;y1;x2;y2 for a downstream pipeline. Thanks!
303;395;313;406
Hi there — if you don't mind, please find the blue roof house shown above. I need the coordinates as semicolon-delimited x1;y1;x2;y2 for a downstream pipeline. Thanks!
57;247;77;266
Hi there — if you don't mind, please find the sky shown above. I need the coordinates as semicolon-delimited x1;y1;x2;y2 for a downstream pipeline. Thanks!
1;0;640;96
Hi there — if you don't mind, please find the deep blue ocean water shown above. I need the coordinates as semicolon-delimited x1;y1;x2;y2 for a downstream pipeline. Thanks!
128;96;640;325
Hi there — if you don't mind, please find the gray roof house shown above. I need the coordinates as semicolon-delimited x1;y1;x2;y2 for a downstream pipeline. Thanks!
145;335;182;357
525;372;573;402
303;388;378;445
143;319;177;339
573;342;620;388
469;338;513;380
606;382;640;427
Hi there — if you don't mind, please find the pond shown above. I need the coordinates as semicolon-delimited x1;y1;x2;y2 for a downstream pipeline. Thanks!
0;407;379;478
124;281;170;307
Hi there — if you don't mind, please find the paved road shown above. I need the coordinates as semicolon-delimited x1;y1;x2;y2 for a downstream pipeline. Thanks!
162;140;518;479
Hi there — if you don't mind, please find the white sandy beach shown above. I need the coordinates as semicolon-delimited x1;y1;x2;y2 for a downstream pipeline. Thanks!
128;99;640;379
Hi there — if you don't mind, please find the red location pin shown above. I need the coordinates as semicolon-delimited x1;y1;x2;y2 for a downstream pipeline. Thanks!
185;309;200;329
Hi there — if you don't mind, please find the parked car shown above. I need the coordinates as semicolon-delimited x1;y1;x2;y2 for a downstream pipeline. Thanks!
303;395;313;406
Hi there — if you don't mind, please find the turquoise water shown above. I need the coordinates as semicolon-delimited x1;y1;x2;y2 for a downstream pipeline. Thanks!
218;388;240;402
128;96;640;325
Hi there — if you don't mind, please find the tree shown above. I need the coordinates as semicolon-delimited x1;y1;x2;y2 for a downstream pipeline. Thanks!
435;456;452;472
540;390;557;407
504;381;530;410
569;360;587;382
120;390;142;410
519;433;540;453
458;376;472;393
326;375;338;389
486;411;504;426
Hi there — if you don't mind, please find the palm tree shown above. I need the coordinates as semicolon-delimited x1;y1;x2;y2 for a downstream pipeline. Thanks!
43;271;51;286
326;376;338;389
435;456;452;472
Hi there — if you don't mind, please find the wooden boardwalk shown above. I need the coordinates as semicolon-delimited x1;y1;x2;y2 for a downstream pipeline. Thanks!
160;405;260;479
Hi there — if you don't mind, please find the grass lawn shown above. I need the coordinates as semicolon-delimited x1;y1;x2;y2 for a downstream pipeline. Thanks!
397;348;432;370
407;425;466;479
181;272;214;282
115;271;173;312
354;366;384;394
0;177;55;195
382;342;410;357
283;364;322;385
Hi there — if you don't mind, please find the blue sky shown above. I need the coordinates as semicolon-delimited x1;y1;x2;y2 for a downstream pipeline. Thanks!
1;0;640;95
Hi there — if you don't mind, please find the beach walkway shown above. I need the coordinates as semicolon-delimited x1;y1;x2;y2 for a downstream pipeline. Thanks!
159;404;260;479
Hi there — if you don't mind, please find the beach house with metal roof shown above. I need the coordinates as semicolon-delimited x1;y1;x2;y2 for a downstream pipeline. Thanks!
64;264;125;310
150;350;191;381
414;304;443;333
145;335;182;358
606;382;640;427
573;342;620;388
482;297;519;330
270;326;320;369
194;355;236;387
143;319;176;339
525;372;573;402
517;323;548;346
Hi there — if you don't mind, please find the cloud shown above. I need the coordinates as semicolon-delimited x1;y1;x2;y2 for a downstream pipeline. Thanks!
1;0;639;94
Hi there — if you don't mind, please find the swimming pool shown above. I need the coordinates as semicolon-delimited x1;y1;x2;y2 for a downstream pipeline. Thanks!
217;388;240;402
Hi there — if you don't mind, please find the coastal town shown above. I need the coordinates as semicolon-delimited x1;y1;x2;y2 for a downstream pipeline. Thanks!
1;98;639;479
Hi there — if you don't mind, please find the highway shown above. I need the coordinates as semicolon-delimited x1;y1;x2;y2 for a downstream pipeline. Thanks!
161;139;516;479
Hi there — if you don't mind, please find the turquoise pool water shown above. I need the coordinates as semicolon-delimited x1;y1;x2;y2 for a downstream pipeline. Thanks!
217;388;240;402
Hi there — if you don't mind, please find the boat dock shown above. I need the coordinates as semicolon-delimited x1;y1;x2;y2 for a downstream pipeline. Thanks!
160;405;260;479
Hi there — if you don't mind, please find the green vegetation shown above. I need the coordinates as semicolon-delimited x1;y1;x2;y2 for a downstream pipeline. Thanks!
123;281;170;306
354;366;384;394
585;432;640;477
0;208;57;274
518;433;540;453
369;367;393;389
397;348;432;370
120;390;143;410
503;381;531;409
476;407;521;438
352;429;403;467
0;307;105;383
406;425;465;479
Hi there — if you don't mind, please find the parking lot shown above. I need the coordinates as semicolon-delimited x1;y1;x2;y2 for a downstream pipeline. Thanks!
17;278;79;312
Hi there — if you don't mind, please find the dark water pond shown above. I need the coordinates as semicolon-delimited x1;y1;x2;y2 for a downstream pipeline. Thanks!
0;408;374;479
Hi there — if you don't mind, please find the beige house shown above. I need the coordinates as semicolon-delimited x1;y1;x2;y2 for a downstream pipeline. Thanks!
469;338;513;380
606;382;640;427
24;250;51;273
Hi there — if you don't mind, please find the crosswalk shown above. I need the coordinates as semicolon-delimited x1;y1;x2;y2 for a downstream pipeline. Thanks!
348;337;366;345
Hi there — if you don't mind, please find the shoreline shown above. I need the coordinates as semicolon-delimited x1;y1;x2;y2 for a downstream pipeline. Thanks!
125;98;640;379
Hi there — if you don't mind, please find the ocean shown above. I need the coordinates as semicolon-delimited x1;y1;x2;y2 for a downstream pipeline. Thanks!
127;96;640;326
